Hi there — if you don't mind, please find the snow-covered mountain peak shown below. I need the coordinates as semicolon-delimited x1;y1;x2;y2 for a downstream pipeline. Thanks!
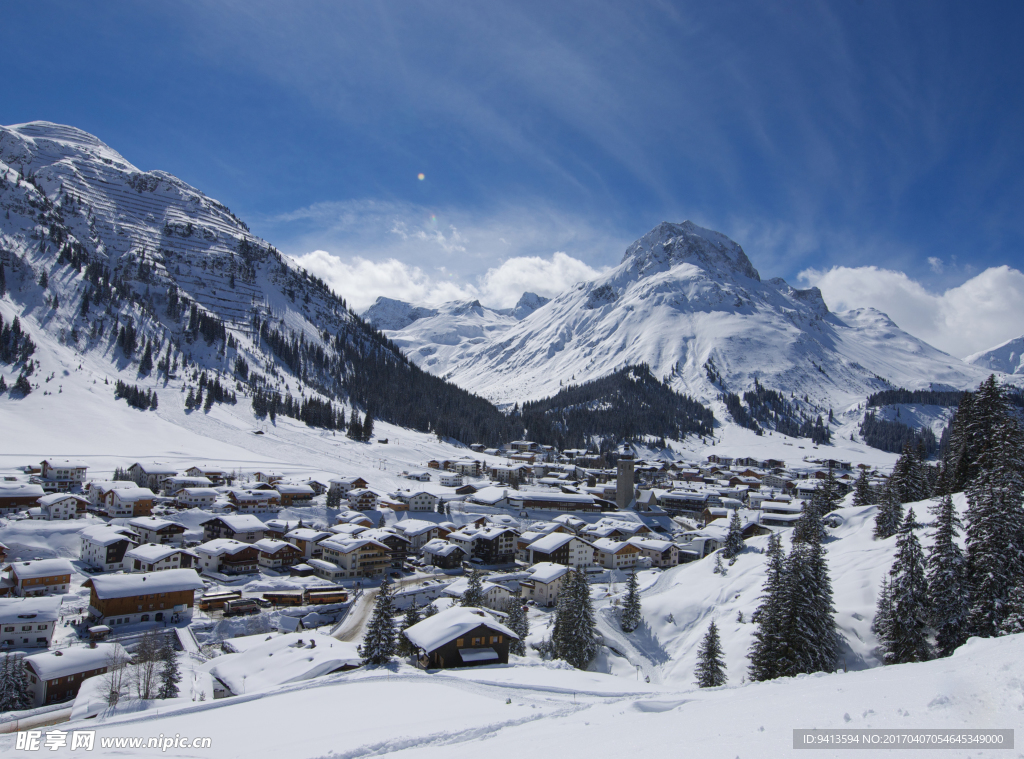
362;297;440;331
964;333;1024;375
3;121;134;170
618;220;761;284
505;291;550;320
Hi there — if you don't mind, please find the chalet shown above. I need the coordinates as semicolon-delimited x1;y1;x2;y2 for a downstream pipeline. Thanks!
0;482;45;515
38;459;89;492
591;538;641;570
394;491;439;513
184;466;228;485
264;519;302;540
336;510;374;527
510;440;541;453
328;476;368;495
347;488;378;511
421;538;466;569
317;537;391;578
175;487;220;508
508;492;601;513
30;493;86;520
447;526;518;565
124;543;194;572
106;487;156;518
83;568;204;625
359;529;411;565
523;533;594;568
78;525;138;572
305;479;330;496
426;460;442;469
403;470;432;482
519;562;571;606
159;475;214;495
194;539;261;575
330;523;369;538
227;488;280;511
762;473;796;491
626;537;679;567
24;643;128;706
127;463;178;491
658;490;714;517
202;514;266;543
451;459;482;477
284;528;332;559
487;464;531;485
252;538;304;569
275;483;316;507
128;516;186;544
0;596;61;648
551;514;586;533
580;519;650;541
0;541;7;564
438;472;464;487
392;519;450;551
404;606;518;669
467;487;512;508
85;480;135;507
443;576;516;610
3;559;73;597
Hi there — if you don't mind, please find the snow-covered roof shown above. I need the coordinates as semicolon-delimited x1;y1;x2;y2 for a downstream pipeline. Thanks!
205;632;360;694
0;595;62;623
124;543;181;562
627;537;675;552
285;528;332;542
404;606;518;652
512;492;596;504
179;487;220;497
79;525;137;546
128;516;181;531
85;568;203;599
41;458;89;469
206;513;266;532
38;493;87;506
253;538;298;555
528;562;571;584
87;481;136;494
527;532;579;553
111;487;156;502
0;482;45;499
276;483;315;495
307;558;341;572
131;463;178;475
7;558;74;579
393;519;445;536
195;539;254;557
319;537;389;555
421;538;464;557
24;643;127;680
591;538;637;553
329;523;369;536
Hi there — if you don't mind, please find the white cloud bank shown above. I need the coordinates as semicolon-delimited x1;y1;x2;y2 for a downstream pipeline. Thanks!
292;249;608;312
799;265;1024;359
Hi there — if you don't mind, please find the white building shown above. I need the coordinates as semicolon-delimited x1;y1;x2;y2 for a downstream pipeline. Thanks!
0;596;61;648
519;562;571;607
590;538;641;570
395;491;439;513
78;525;138;572
175;487;220;508
27;493;85;520
39;459;89;492
124;543;190;572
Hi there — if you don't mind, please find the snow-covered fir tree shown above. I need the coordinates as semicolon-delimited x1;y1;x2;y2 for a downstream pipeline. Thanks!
503;591;529;656
873;485;903;541
620;570;642;633
965;387;1024;639
461;570;486;608
879;508;932;664
554;568;598;669
722;509;745;562
927;493;969;657
713;552;727;576
853;468;875;507
0;653;32;711
694;620;727;688
871;574;893;651
422;603;438;618
748;532;787;682
888;443;929;504
397;604;421;657
811;466;842;515
359;580;397;666
157;636;180;699
998;581;1024;636
778;499;839;677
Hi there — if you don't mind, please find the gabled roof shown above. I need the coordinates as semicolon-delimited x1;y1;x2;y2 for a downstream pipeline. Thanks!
128;516;183;531
7;558;74;579
527;532;582;553
404;606;517;652
205;513;266;532
0;595;61;623
124;543;181;562
253;538;300;555
38;493;88;506
195;538;254;556
41;458;88;469
0;482;46;499
84;568;203;599
25;643;127;680
528;562;571;584
110;487;156;502
130;463;178;475
79;524;138;546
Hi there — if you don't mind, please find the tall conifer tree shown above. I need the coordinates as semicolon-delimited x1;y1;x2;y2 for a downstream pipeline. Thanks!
927;493;969;657
694;620;727;688
880;508;932;664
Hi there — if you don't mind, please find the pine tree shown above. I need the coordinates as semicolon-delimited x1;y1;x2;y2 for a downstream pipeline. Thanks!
397;604;421;657
777;500;840;677
880;508;933;664
748;532;787;682
713;552;727;575
503;590;529;656
927;493;969;657
361;412;374;442
873;485;903;540
853;469;875;507
461;570;486;607
38;269;48;289
139;343;153;374
723;508;745;562
554;568;598;669
360;580;396;666
811;466;842;515
157;636;180;699
14;373;30;396
348;411;363;441
694;620;727;688
999;581;1024;636
888;444;928;504
0;262;5;297
0;653;32;711
965;406;1024;638
871;574;893;653
185;388;195;409
620;570;642;633
326;488;342;508
422;603;438;618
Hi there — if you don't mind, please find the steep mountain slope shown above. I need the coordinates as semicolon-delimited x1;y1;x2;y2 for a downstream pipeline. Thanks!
379;222;989;414
0;121;520;444
965;333;1024;375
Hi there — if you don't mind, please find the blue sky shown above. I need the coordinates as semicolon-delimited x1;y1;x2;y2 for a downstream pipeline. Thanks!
3;2;1023;354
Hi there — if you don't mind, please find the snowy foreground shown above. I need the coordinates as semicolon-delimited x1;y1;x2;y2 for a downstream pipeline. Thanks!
1;634;1020;759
